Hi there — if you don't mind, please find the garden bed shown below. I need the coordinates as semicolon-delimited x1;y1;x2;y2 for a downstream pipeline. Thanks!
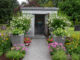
0;54;22;60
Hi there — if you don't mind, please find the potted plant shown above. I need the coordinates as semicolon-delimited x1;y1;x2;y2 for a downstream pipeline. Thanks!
10;28;24;46
24;37;31;46
53;28;67;44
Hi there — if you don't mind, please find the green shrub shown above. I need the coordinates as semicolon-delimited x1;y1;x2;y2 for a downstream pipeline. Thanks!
6;50;25;60
48;14;71;30
53;28;67;36
0;33;12;53
10;16;31;31
0;52;3;56
52;50;67;60
12;28;24;35
58;0;80;24
72;53;79;60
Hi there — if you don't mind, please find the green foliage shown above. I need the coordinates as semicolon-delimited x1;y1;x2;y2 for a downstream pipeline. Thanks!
52;50;67;60
0;52;3;56
65;32;80;55
10;16;31;31
53;28;67;36
6;45;27;60
6;50;25;60
72;53;79;60
12;28;24;35
58;0;80;24
48;14;71;30
42;0;54;7
0;0;19;24
0;33;12;53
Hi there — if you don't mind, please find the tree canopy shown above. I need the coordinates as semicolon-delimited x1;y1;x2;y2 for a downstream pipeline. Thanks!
0;0;19;24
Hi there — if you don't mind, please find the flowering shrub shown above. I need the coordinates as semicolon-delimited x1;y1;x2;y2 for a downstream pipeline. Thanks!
48;14;71;30
6;44;28;60
65;33;80;55
48;42;66;55
0;33;12;54
52;50;67;60
53;28;67;36
10;16;31;31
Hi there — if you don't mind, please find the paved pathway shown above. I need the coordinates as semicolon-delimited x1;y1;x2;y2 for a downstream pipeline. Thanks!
23;37;51;60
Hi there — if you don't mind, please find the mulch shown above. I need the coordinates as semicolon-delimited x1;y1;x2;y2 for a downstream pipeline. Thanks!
0;54;22;60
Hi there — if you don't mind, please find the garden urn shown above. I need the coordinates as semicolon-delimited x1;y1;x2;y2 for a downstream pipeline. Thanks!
10;34;24;46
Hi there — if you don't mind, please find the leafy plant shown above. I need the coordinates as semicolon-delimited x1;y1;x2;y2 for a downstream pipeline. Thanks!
58;0;80;24
0;33;12;53
72;53;79;60
65;33;80;55
6;44;27;60
10;16;31;31
52;50;67;60
6;50;25;60
12;28;24;35
53;28;67;36
0;52;3;56
48;14;71;30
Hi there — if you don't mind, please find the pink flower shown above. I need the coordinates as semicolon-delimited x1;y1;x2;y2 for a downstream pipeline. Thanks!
48;45;50;48
22;47;25;50
54;42;58;45
52;45;56;48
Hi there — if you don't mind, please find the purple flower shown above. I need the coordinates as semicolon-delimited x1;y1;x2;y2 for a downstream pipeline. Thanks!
59;43;63;46
13;44;17;46
0;33;1;36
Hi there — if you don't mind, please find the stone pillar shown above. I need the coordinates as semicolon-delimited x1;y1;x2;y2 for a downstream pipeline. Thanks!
45;14;48;36
31;14;35;37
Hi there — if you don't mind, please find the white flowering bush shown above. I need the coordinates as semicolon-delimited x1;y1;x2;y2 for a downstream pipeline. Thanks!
10;16;31;32
48;14;71;30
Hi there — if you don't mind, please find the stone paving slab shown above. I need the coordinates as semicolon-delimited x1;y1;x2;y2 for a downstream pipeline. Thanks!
23;38;51;60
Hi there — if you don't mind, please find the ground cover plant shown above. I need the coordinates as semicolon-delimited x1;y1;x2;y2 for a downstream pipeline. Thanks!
6;44;27;60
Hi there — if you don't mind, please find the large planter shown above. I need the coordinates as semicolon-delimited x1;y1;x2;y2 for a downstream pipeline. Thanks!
74;25;80;31
10;34;24;46
53;35;66;44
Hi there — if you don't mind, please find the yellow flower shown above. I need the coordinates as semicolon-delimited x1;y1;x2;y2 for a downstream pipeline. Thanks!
6;38;8;40
66;43;70;45
1;33;4;36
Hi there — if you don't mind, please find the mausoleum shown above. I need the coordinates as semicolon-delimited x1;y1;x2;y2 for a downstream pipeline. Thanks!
21;7;59;37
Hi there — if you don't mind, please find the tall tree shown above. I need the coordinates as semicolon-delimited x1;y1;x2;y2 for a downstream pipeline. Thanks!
0;0;19;24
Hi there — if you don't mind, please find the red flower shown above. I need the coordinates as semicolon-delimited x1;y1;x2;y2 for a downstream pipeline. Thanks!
24;38;26;40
